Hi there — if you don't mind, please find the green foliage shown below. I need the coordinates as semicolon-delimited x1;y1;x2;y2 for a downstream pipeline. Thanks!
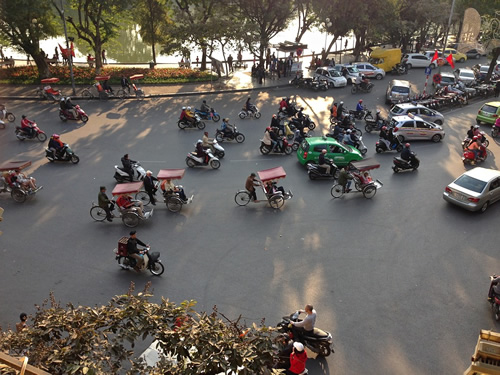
0;284;280;375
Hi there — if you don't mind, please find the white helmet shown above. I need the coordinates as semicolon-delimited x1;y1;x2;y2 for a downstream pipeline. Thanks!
293;342;304;351
187;106;191;110
182;106;186;110
340;101;344;104
197;139;202;144
376;109;381;114
346;129;352;133
60;98;65;102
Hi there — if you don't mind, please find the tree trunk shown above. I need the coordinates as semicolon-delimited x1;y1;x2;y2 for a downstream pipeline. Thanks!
33;52;51;79
486;47;500;83
95;43;102;74
259;42;265;66
325;35;338;55
201;45;207;71
149;0;157;64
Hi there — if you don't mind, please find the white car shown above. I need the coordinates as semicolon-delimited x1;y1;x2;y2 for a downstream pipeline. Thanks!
389;103;444;125
332;64;360;85
313;67;347;88
457;68;476;83
402;53;435;69
390;113;445;143
352;62;385;80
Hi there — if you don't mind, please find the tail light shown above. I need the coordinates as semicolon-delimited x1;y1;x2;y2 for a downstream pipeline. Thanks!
303;151;308;158
468;197;480;203
394;127;399;132
445;187;452;193
494;114;498;118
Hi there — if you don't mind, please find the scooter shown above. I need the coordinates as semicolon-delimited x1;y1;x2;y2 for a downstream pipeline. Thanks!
307;160;339;180
376;138;403;153
115;244;164;276
238;106;261;119
492;123;500;138
344;136;367;155
15;123;47;142
45;144;80;164
259;137;293;155
351;82;374;94
194;107;221;122
114;162;147;182
462;133;489;149
178;115;206;130
59;105;89;123
349;107;373;121
0;105;15;126
215;127;245;143
185;149;221;169
277;310;334;357
203;139;225;159
392;153;419;173
462;147;487;165
489;275;500;321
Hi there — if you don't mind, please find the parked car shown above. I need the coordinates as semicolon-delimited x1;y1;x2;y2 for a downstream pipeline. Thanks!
313;67;348;87
443;167;500;212
390;113;445;142
465;48;485;60
423;51;454;66
296;136;363;166
385;79;411;104
402;53;435;69
332;64;360;84
389;103;444;125
457;68;476;83
434;72;456;87
352;62;385;80
444;48;467;63
476;101;500;125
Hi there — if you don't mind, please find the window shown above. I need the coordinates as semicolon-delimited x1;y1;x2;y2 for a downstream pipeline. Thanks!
454;175;487;193
330;145;343;153
313;144;327;152
414;56;426;60
407;108;418;115
416;121;429;129
480;105;500;114
402;121;414;128
420;108;432;116
489;179;500;191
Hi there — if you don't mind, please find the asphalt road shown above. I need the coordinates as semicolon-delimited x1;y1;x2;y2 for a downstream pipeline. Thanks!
0;56;498;374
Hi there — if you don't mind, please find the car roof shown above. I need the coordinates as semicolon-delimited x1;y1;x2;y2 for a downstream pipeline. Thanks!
353;62;374;66
441;72;455;78
392;114;423;122
390;79;410;86
392;103;428;109
459;68;474;73
483;101;500;107
462;167;500;182
406;53;428;57
306;136;340;145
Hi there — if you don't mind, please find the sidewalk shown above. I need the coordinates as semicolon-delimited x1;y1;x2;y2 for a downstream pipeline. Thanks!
0;69;292;100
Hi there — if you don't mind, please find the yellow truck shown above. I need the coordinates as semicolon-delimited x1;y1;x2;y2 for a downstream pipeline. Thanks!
369;48;402;72
464;329;500;374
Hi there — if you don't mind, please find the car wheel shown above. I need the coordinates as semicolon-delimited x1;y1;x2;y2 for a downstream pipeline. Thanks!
406;64;412;69
375;74;383;80
475;54;480;60
397;135;405;142
459;58;465;63
431;134;442;143
480;201;489;213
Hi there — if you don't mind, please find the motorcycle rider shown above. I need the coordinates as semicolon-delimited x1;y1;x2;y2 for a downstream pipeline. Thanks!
466;125;475;140
121;154;136;182
270;127;282;152
202;131;215;152
355;99;364;118
279;97;289;113
126;230;148;272
466;136;481;161
330;102;338;120
318;149;331;175
332;123;344;142
287;342;308;375
262;127;276;152
271;114;283;135
48;133;65;159
221;118;234;138
401;143;419;166
200;99;210;114
98;186;114;222
375;109;385;129
245;97;256;114
347;130;360;148
186;106;196;125
20;115;35;138
488;276;500;301
64;97;77;119
360;74;370;90
290;304;317;341
337;101;344;120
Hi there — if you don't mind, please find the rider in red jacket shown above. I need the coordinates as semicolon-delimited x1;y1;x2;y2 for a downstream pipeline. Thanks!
20;115;35;137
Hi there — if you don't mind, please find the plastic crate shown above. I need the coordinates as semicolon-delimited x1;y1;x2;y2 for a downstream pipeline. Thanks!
117;236;128;256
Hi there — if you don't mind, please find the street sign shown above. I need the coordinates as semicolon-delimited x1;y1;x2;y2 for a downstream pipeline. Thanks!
433;73;442;84
425;66;432;75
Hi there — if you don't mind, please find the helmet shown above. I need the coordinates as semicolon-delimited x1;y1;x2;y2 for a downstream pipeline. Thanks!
473;136;478;140
187;106;191;110
340;101;344;104
22;115;26;119
266;127;271;131
359;99;363;103
66;97;71;101
203;100;206;103
321;149;327;153
376;109;381;114
224;118;229;122
361;74;365;78
272;114;277;118
60;98;65;102
282;97;286;100
382;126;387;131
182;106;186;110
52;134;60;139
197;139;202;144
346;129;352;133
474;125;479;129
293;342;304;352
405;143;410;148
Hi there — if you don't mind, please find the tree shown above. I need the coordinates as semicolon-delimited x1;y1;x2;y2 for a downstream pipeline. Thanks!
52;0;131;74
0;0;59;78
294;0;318;43
0;283;281;375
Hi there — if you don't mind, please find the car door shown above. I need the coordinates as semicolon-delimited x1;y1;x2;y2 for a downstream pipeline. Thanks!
414;55;428;67
415;120;431;139
488;178;500;204
328;144;347;164
399;120;416;139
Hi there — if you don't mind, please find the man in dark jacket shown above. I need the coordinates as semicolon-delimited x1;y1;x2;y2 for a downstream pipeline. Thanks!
98;186;113;222
121;154;135;181
127;231;147;271
143;170;158;206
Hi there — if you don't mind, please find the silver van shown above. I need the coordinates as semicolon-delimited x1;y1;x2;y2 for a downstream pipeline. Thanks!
385;79;411;105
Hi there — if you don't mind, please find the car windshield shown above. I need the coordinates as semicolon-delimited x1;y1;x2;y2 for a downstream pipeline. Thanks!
392;86;410;94
300;139;309;151
454;175;487;193
348;67;359;73
329;70;341;77
481;104;499;114
391;105;405;114
460;72;474;78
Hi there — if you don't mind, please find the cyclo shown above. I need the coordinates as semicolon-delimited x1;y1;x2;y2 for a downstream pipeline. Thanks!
81;75;115;100
35;78;62;102
117;74;145;99
330;159;383;199
0;161;42;203
90;181;153;227
235;166;293;209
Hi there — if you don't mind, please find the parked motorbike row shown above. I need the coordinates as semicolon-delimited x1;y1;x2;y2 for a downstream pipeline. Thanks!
290;75;329;91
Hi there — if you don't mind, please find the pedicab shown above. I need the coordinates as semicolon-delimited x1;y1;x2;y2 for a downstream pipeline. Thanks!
81;75;115;100
0;161;42;203
235;166;293;209
156;168;193;212
330;159;383;199
117;74;145;99
90;181;153;227
35;78;62;102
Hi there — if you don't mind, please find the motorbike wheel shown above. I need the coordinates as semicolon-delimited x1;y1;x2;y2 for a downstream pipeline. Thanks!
186;157;196;168
330;184;344;198
82;89;93;100
0;122;5;129
11;188;27;203
210;159;221;169
178;121;187;129
217;151;225;159
364;113;374;121
6;113;15;122
35;89;44;99
396;145;403;152
308;122;316;130
81;115;89;123
492;129;499;138
167;196;183;213
215;133;224;142
239;112;246;119
393;166;399;173
318;343;332;357
365;124;373;133
269;195;285;209
122;212;140;228
284;146;293;155
197;121;206;130
135;191;150;206
235;134;245;143
367;85;373;93
260;144;271;155
363;185;377;199
90;206;107;221
59;114;67;122
117;256;131;270
376;147;383;153
484;139;490;148
308;171;317;180
353;128;362;137
149;261;165;276
291;143;299;151
70;155;80;164
212;114;221;122
235;191;251;206
360;148;367;155
351;86;357;94
37;133;47;142
255;112;262;119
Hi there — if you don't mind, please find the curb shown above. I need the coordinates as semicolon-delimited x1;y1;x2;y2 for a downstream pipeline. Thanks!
0;83;291;101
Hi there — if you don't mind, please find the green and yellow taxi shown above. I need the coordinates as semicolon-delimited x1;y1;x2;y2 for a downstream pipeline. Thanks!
476;102;500;125
297;136;363;166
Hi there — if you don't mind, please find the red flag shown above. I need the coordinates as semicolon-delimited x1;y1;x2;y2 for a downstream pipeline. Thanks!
70;42;75;57
446;54;455;69
431;50;439;62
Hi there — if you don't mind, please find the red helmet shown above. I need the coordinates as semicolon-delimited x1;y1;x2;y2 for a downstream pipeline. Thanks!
473;136;478;140
266;127;271;131
52;134;60;139
359;99;363;103
405;143;410;148
382;126;387;131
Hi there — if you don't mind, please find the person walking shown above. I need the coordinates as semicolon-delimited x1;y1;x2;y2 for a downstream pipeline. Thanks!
54;46;59;62
143;170;158;206
227;54;233;73
98;186;114;222
495;81;500;98
102;49;107;64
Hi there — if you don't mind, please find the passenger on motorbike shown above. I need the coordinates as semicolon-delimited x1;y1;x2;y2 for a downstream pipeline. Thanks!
195;139;208;162
59;97;66;111
270;127;282;152
337;101;344;120
318;149;331;175
200;100;210;113
202;131;215;152
348;131;360;148
126;230;147;272
332;123;344;142
330;102;338;120
221;118;234;137
20;115;35;137
64;97;77;118
466;136;481;160
379;126;390;149
488;276;500;301
48;134;65;158
360;75;370;90
263;127;276;151
116;194;145;218
161;178;187;202
288;342;308;375
290;304;317;340
271;114;284;135
467;125;475;140
185;106;196;125
279;97;289;112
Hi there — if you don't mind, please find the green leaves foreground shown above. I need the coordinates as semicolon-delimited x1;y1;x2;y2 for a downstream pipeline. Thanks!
0;283;284;375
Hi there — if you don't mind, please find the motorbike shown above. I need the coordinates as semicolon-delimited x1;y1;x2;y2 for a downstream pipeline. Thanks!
344;136;367;156
291;114;316;131
312;78;329;91
462;146;487;165
307;159;339;180
349;107;374;121
0;105;15;129
259;137;293;155
45;144;80;164
115;239;164;276
15;123;47;142
178;115;206;130
492;123;500;138
376;137;403;153
114;162;147;182
277;310;334;357
215;127;245;143
351;82;374;94
238;106;261;119
59;105;89;123
203;139;225;159
364;118;387;133
462;133;489;149
194;107;221;122
185;149;220;169
489;275;500;321
391;63;408;75
392;153;420;173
